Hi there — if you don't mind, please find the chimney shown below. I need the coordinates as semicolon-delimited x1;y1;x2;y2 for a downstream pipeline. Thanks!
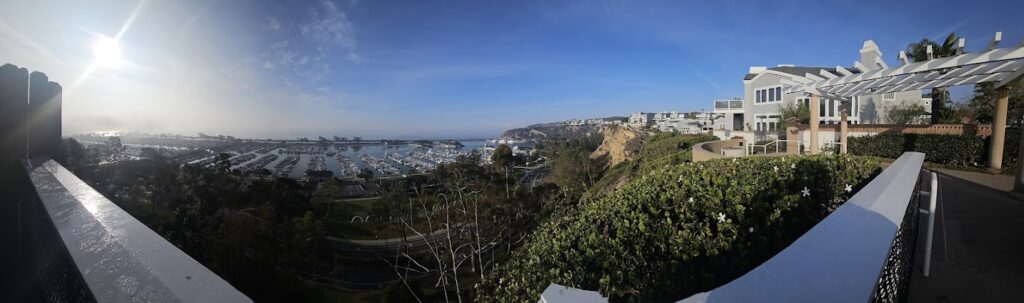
860;40;884;70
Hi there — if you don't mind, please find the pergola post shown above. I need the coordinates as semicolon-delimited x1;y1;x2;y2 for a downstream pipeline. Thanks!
839;103;849;154
988;88;1009;174
810;94;820;154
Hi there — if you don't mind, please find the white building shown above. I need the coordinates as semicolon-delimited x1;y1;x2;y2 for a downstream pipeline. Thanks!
628;112;656;128
713;40;930;134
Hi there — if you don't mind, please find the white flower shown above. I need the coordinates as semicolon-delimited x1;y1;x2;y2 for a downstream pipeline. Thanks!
845;184;853;192
732;158;737;163
773;166;778;172
717;213;726;223
748;227;754;233
801;187;811;197
791;163;796;169
688;197;694;203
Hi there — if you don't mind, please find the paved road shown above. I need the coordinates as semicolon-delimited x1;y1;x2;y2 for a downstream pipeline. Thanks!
909;170;1024;302
325;229;447;258
518;166;550;188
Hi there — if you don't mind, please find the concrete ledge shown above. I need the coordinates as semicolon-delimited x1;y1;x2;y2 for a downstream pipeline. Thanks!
692;139;745;162
27;160;252;302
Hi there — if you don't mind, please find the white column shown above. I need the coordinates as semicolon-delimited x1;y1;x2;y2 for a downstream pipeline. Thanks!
810;94;820;154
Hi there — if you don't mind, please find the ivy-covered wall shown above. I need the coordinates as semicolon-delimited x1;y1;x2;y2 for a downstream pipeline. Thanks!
478;155;881;302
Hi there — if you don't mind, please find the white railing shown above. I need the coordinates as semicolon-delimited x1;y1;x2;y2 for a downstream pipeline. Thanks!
746;139;799;155
27;160;252;302
538;152;926;303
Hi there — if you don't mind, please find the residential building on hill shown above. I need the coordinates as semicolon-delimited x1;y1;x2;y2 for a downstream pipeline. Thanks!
627;112;655;128
629;111;715;134
714;40;930;133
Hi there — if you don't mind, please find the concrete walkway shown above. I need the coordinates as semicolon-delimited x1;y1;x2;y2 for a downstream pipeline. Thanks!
909;170;1024;303
930;168;1016;192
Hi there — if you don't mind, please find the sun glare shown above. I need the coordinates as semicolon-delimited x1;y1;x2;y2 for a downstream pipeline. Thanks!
92;36;123;69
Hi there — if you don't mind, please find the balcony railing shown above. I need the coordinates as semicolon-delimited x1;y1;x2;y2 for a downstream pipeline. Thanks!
1;63;251;302
714;100;743;110
539;152;926;303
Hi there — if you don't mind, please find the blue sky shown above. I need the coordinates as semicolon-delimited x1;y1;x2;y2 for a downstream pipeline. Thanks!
2;0;1022;139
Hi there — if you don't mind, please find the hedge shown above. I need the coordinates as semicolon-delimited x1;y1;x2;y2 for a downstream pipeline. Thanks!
848;129;1020;173
477;155;881;302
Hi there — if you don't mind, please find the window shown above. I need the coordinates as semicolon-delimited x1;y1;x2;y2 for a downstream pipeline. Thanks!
755;86;783;104
797;97;810;109
819;99;825;117
828;99;834;117
883;92;895;100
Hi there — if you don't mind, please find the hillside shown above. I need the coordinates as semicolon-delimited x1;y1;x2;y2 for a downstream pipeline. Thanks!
589;126;646;168
588;132;717;195
501;117;626;140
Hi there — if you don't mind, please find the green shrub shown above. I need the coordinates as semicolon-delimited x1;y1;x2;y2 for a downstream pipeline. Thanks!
477;155;881;302
848;130;1019;173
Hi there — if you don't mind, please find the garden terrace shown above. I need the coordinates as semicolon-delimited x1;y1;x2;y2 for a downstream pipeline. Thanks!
481;152;889;302
532;152;924;302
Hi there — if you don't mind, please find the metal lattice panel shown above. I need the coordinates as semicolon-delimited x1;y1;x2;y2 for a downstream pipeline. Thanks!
870;171;924;303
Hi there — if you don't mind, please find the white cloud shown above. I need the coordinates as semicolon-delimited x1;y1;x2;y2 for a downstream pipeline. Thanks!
345;52;360;62
300;0;359;62
265;16;282;31
259;0;361;86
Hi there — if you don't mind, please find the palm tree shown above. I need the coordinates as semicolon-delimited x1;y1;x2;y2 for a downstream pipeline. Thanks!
905;32;959;123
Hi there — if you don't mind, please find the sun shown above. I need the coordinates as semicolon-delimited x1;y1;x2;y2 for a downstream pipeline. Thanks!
92;36;123;69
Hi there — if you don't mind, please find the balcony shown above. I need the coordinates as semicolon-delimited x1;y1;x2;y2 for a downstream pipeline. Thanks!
1;64;251;302
713;100;743;111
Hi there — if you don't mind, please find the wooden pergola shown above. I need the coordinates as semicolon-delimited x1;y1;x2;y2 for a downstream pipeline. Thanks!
785;32;1024;176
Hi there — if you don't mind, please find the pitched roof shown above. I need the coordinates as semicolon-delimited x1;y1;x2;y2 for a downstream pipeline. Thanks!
744;66;861;80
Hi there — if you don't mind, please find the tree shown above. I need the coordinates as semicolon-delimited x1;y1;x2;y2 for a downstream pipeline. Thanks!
967;80;1024;124
56;138;92;172
215;153;232;173
550;143;605;195
386;153;554;302
490;144;514;168
491;144;516;198
905;33;959;124
884;101;929;125
357;167;374;179
778;101;810;124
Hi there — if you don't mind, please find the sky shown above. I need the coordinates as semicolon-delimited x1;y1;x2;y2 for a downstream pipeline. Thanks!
2;0;1023;139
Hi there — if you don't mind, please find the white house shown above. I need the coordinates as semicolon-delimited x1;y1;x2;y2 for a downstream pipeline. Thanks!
714;40;930;134
628;112;655;128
